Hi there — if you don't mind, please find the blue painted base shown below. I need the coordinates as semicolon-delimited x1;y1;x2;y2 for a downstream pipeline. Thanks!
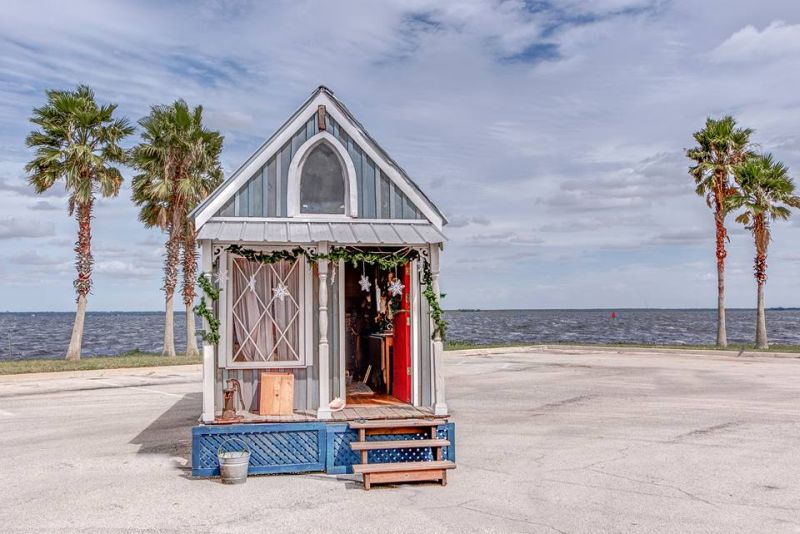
192;421;456;477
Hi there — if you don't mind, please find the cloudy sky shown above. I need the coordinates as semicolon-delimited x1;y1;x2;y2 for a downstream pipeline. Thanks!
2;0;800;312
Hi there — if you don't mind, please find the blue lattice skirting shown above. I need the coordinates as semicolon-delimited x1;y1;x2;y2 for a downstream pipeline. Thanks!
192;421;456;477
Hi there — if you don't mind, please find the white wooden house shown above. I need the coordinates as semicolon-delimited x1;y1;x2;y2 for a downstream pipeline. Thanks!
190;87;455;488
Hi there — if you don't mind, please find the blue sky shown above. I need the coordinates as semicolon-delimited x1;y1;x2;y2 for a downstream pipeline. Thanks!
2;0;800;311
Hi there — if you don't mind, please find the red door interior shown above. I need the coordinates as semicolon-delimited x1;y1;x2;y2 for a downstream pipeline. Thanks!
391;264;412;403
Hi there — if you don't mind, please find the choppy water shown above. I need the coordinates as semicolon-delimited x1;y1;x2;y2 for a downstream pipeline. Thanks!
446;309;800;347
0;309;798;360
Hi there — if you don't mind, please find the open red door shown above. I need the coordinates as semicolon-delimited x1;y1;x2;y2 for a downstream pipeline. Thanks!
391;264;412;403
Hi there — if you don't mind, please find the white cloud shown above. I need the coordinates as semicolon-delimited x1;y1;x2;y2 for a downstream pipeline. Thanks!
711;21;800;63
0;0;799;310
29;200;62;211
0;217;55;239
94;260;156;279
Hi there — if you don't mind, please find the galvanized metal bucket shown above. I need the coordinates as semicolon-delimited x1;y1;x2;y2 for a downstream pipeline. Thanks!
217;437;250;484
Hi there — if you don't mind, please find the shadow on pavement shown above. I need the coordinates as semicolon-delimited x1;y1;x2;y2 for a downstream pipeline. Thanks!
130;392;200;467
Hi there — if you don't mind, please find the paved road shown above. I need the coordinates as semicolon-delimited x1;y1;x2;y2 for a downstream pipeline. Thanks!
1;347;799;533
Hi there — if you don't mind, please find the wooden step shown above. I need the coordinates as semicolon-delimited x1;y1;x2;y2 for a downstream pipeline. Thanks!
352;460;455;474
349;439;450;451
353;460;456;490
348;418;447;430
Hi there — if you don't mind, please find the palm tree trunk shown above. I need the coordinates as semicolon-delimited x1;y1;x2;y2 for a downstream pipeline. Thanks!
185;302;198;357
714;209;728;348
755;253;768;349
66;294;87;361
164;293;176;357
182;229;199;358
162;232;179;357
66;200;93;361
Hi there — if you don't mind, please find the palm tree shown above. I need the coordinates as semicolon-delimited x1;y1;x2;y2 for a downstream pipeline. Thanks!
24;86;133;361
727;154;800;349
180;133;223;357
687;116;754;348
130;101;223;357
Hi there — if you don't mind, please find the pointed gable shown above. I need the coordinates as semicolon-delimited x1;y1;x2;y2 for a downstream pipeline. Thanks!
191;87;445;230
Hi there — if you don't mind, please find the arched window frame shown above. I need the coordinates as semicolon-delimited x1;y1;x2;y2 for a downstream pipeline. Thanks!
287;132;358;218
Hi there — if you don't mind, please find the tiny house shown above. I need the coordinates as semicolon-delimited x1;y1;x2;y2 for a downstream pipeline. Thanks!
190;87;455;487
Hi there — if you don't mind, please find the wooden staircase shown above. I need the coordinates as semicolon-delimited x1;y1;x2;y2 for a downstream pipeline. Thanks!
349;419;456;490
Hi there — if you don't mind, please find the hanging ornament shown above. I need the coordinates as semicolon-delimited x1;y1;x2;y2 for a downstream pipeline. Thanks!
330;263;337;286
358;275;372;292
213;270;228;286
247;274;257;292
388;278;405;297
358;262;371;292
272;282;290;302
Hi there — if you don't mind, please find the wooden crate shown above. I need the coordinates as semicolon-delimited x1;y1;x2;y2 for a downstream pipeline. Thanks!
259;371;294;416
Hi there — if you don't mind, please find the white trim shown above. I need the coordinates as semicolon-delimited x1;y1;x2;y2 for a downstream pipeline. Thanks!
200;240;215;423
317;241;332;419
411;260;420;406
338;259;346;403
318;92;444;229
286;132;358;218
219;250;229;369
224;252;311;369
430;246;448;415
193;90;445;230
194;102;318;228
208;216;430;224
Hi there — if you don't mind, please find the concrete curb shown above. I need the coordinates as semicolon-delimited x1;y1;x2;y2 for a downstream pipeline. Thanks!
445;344;800;360
0;363;202;383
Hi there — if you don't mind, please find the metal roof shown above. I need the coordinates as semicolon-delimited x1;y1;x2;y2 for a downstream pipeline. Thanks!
197;219;446;245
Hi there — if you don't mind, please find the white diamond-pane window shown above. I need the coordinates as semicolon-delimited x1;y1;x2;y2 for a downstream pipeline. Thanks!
230;257;303;364
300;143;346;214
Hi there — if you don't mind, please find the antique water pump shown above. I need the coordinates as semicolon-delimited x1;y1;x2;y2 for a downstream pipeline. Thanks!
219;378;244;423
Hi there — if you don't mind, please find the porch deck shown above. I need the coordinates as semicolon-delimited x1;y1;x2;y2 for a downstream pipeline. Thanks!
212;403;442;425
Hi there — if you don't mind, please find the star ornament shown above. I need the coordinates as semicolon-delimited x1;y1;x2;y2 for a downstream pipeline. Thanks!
358;274;371;292
272;282;290;302
388;278;405;297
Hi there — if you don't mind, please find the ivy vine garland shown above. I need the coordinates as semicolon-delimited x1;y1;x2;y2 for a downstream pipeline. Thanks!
195;272;221;344
196;244;447;344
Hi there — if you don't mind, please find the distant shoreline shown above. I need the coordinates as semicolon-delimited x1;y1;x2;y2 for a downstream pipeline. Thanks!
2;342;798;375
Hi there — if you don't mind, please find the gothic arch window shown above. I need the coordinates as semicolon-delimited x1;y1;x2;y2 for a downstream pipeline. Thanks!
287;132;358;218
299;142;346;214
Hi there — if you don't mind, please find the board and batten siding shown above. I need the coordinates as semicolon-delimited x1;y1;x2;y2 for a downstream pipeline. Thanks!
215;111;424;220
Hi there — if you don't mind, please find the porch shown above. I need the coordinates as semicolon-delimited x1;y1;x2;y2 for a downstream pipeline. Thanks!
209;402;441;424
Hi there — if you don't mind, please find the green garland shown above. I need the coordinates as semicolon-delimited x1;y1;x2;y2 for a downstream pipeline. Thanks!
421;261;447;340
194;272;221;344
225;244;447;340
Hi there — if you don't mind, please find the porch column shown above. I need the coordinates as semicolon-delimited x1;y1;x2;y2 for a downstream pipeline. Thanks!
430;245;449;416
200;240;215;423
317;242;332;419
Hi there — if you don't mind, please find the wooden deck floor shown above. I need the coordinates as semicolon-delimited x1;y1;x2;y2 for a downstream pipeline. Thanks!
216;402;440;424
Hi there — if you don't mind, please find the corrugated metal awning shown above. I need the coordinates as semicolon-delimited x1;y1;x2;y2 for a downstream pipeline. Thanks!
197;219;446;245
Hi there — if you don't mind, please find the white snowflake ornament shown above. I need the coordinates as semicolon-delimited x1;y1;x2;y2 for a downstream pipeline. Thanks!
272;282;290;302
213;271;228;285
388;278;405;297
358;274;371;292
247;274;257;292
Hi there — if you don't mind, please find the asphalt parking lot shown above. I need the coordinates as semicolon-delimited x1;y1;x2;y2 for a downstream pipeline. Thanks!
1;346;799;533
